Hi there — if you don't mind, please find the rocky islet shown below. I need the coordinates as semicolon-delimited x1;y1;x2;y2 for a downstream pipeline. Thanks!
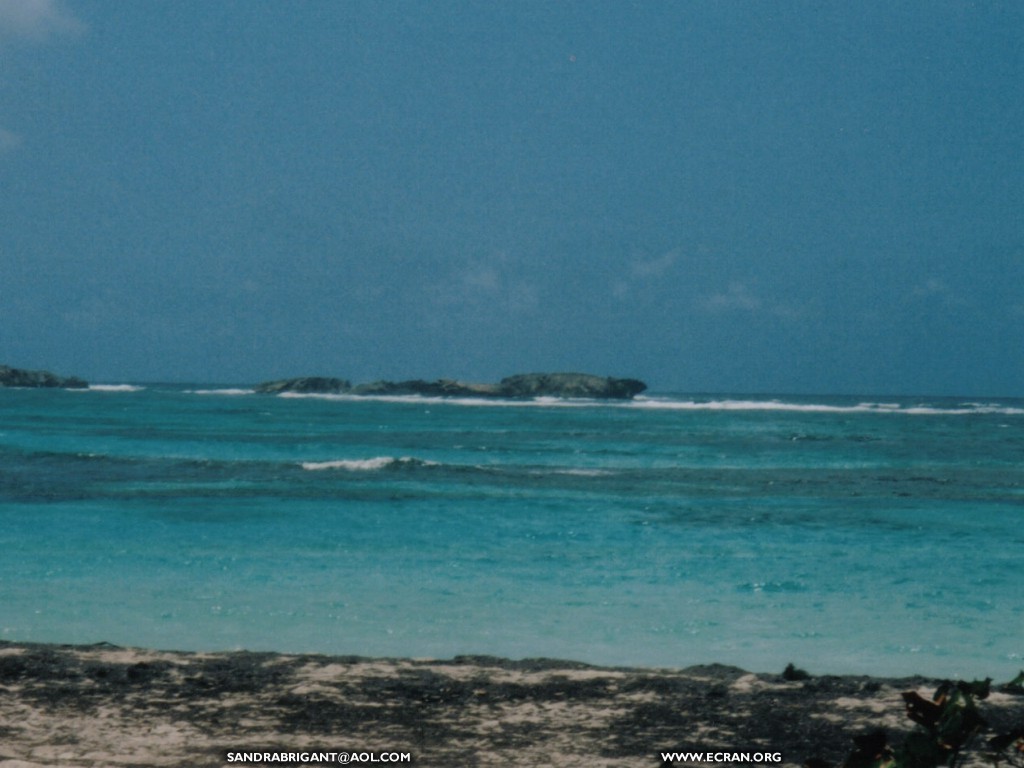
255;372;647;399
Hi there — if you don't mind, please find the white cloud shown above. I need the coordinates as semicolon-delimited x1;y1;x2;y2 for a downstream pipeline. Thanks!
613;247;681;299
432;254;540;317
630;248;679;279
0;0;84;41
911;278;948;298
0;2;84;156
0;125;21;153
461;262;501;292
700;282;763;312
910;278;968;307
699;281;802;319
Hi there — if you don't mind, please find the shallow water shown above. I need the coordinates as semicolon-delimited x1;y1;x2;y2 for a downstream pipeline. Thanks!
1;386;1021;678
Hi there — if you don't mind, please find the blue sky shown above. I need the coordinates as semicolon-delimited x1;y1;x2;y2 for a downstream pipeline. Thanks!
1;1;1022;394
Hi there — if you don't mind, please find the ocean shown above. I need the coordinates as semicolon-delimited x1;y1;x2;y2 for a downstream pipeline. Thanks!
1;385;1021;680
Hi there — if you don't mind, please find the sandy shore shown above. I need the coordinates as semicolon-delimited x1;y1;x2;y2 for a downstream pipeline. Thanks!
1;641;1021;768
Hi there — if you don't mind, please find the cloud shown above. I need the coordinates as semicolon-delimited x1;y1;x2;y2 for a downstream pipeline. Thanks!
909;278;968;307
613;248;681;299
700;282;763;313
699;281;802;319
911;278;949;298
432;254;540;317
461;262;501;293
0;1;83;155
0;0;84;41
0;126;21;153
630;248;679;279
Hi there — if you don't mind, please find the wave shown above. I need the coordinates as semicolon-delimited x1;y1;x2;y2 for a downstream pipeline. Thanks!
200;389;1024;416
281;392;434;404
627;398;899;413
87;384;146;392
736;580;808;594
276;391;600;408
540;468;615;477
300;456;440;472
298;456;621;480
627;397;1024;416
189;388;255;396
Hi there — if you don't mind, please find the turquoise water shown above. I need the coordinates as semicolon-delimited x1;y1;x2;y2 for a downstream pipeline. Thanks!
1;385;1021;678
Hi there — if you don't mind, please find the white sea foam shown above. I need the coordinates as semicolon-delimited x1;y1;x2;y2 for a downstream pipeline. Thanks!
278;392;445;405
550;468;615;477
272;390;1024;416
624;398;1024;416
902;405;1024;415
625;398;872;413
88;384;145;392
279;391;599;408
439;396;597;408
300;456;439;471
190;388;255;396
280;392;378;401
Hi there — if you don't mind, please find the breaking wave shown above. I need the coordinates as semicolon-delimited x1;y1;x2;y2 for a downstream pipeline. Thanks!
627;397;1024;416
300;456;440;472
188;388;1024;416
189;388;255;396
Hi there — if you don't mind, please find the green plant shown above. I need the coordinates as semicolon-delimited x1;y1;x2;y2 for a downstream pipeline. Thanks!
834;674;1024;768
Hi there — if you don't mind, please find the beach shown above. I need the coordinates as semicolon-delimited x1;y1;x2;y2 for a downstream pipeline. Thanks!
2;641;1022;768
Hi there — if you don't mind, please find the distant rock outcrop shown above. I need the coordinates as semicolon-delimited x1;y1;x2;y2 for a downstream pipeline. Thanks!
0;365;88;389
254;377;352;395
254;372;646;400
496;373;647;400
349;379;500;397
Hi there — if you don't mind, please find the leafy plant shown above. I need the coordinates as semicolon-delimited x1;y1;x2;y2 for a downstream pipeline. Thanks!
831;674;1024;768
1001;672;1024;697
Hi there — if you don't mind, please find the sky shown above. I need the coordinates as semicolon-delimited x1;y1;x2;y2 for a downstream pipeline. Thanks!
1;1;1022;395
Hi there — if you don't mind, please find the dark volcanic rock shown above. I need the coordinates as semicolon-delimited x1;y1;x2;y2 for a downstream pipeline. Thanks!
255;372;647;400
253;377;352;394
0;364;88;389
350;379;500;397
497;372;646;399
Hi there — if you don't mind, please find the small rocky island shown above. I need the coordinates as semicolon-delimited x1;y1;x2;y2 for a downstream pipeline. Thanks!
0;364;88;389
255;372;647;400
